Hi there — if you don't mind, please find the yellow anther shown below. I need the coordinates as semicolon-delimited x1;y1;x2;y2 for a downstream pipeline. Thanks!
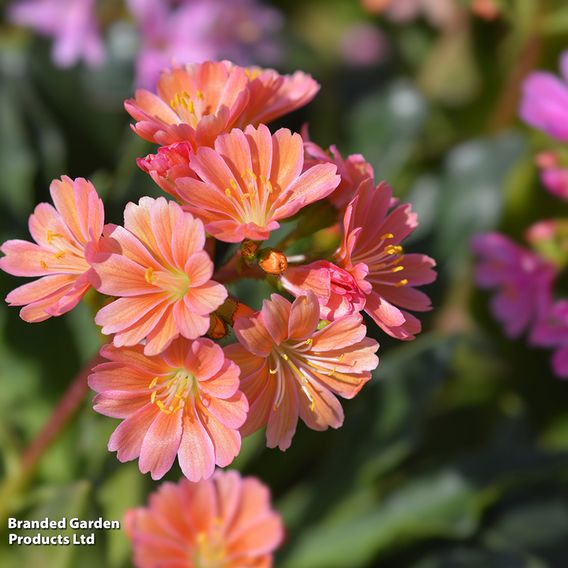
225;188;232;197
242;192;251;199
259;175;266;184
395;279;409;287
304;338;313;346
281;353;289;361
266;179;273;193
230;178;238;190
148;377;159;389
47;230;62;244
54;251;65;259
156;400;172;415
196;90;204;100
381;233;394;240
246;168;257;181
40;260;48;270
150;391;157;404
269;368;278;374
391;265;404;273
145;267;156;284
310;398;316;411
385;245;403;255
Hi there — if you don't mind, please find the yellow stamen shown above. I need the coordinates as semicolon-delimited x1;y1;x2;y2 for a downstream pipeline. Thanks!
145;267;156;284
148;377;158;389
381;232;394;240
385;245;403;255
40;260;48;270
225;188;232;197
54;251;65;259
391;265;404;273
395;279;409;287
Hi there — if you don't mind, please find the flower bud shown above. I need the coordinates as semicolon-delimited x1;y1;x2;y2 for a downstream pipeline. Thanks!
258;249;288;275
240;239;260;263
207;313;229;339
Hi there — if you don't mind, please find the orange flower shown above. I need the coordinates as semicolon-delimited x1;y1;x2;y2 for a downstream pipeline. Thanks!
125;60;319;149
125;471;284;568
225;292;379;450
175;124;340;242
0;176;103;322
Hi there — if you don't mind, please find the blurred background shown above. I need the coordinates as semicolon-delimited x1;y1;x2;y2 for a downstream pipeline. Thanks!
1;0;568;566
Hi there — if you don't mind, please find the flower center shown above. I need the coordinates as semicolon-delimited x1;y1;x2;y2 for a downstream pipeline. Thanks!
144;267;191;300
223;170;278;227
350;233;408;287
270;339;346;413
148;369;198;415
192;521;227;568
169;90;209;127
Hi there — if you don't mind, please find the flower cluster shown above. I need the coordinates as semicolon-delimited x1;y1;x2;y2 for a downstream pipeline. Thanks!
474;51;568;379
1;60;435;478
1;59;436;565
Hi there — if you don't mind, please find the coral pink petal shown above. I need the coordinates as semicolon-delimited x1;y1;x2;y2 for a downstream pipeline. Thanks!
288;292;320;340
108;403;156;462
266;366;299;451
311;313;366;351
178;405;216;482
298;382;344;431
173;301;210;340
234;314;274;357
198;404;242;468
182;339;225;381
139;410;182;480
261;294;291;345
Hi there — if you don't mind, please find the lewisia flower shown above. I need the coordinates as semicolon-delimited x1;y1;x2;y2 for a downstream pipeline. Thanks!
9;0;104;68
88;197;227;355
125;60;319;148
520;51;568;142
174;124;340;242
282;260;369;321
304;136;374;211
137;142;195;202
531;301;568;379
0;176;104;322
536;152;568;201
90;339;247;480
473;232;556;338
336;179;436;340
124;471;283;567
225;292;379;451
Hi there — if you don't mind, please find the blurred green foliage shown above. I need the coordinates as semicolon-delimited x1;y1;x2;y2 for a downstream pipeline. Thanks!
1;0;568;567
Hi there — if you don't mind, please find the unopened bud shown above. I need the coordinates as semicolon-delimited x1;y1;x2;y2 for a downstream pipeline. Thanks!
258;249;288;275
207;313;229;339
240;239;259;263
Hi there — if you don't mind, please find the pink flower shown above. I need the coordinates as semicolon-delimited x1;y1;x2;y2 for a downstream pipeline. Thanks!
124;470;283;567
174;124;340;242
128;0;283;89
531;301;568;379
361;0;461;29
473;232;556;338
536;152;568;201
304;135;374;211
336;179;436;340
137;142;196;202
88;197;227;355
125;60;319;148
520;51;568;142
0;176;104;322
225;292;379;451
239;66;320;126
89;339;248;480
9;0;104;68
282;260;369;321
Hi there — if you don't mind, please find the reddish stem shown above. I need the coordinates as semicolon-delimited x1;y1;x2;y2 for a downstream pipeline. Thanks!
20;351;104;474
